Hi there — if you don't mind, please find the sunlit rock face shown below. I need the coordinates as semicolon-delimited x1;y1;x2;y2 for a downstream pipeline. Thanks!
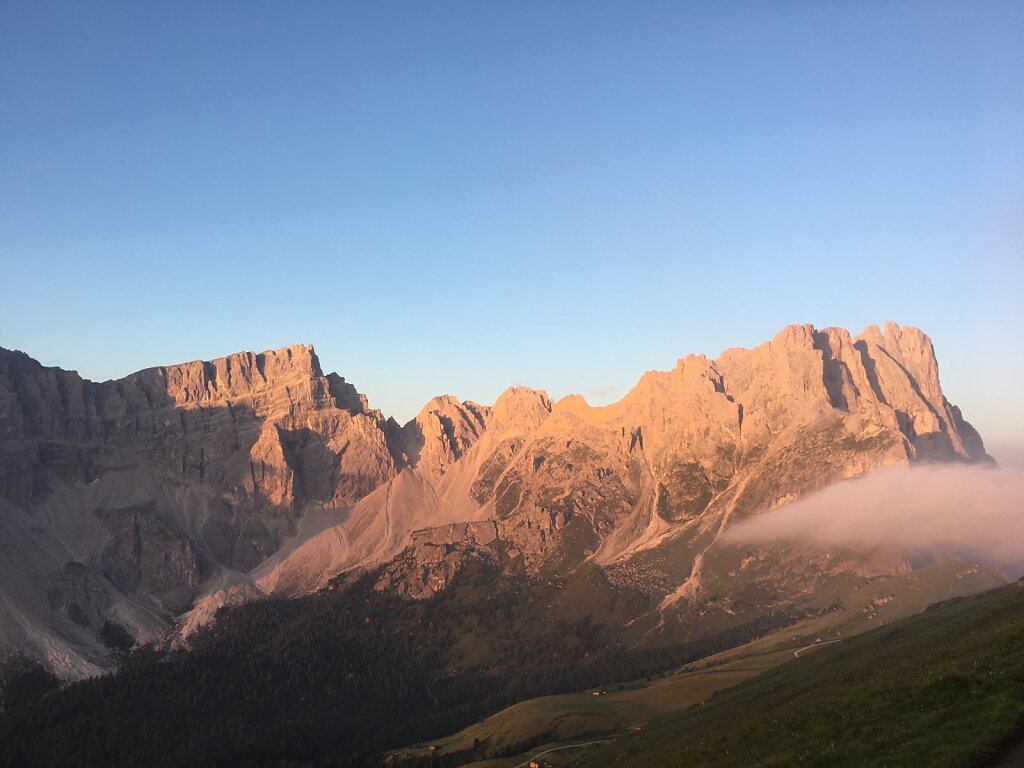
409;326;981;598
0;344;398;676
0;322;991;677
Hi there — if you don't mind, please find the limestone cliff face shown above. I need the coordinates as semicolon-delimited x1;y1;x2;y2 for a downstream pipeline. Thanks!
0;345;397;675
0;322;991;677
0;345;397;510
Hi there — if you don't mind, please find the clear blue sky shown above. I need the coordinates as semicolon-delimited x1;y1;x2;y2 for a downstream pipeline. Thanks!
1;2;1022;456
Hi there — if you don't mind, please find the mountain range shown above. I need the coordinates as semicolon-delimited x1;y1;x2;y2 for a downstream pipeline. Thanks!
0;321;992;683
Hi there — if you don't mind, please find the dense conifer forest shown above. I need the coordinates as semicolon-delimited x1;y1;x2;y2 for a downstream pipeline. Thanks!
0;563;790;767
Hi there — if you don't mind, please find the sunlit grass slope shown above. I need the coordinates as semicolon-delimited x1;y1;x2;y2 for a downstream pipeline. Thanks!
391;561;1004;766
573;581;1024;768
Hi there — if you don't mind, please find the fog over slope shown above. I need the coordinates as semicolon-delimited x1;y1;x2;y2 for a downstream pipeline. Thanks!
725;465;1024;577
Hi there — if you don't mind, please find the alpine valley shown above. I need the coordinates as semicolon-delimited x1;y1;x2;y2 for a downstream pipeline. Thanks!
0;322;1010;767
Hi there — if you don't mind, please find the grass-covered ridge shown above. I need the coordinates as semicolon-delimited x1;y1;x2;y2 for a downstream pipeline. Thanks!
572;582;1024;768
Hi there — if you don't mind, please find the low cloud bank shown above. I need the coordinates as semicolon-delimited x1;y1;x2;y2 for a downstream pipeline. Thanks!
723;465;1024;577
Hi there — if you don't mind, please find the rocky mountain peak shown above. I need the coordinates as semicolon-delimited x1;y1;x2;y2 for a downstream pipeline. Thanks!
850;322;969;460
402;396;491;476
490;386;553;433
132;343;332;415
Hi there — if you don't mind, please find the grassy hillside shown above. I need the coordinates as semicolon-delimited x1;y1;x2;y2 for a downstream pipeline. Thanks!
389;561;1004;765
568;581;1024;768
1;554;1011;768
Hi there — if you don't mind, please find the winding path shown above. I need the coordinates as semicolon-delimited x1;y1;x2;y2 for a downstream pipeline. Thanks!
793;639;843;657
511;738;616;767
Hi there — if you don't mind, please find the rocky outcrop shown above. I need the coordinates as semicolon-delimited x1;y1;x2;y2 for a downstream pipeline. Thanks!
375;522;500;598
401;396;491;477
46;562;109;631
96;502;202;613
